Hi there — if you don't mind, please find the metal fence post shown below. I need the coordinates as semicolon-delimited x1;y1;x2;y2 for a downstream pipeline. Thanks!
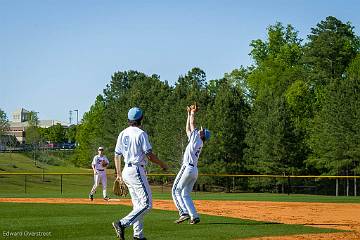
161;177;164;193
287;176;291;195
355;178;357;197
336;178;339;196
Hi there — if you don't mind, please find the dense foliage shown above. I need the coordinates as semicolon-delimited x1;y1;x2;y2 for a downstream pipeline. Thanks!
73;16;359;183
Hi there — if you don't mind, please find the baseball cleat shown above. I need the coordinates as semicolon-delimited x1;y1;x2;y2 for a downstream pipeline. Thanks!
104;196;110;201
112;221;125;240
89;194;93;201
190;217;200;224
174;214;190;224
133;237;147;240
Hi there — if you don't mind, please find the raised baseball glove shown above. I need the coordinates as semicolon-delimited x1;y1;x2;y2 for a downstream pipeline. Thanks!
190;102;199;112
113;178;128;197
101;160;108;168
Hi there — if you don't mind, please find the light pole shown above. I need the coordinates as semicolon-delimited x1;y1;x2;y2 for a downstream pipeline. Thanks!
73;110;79;125
31;111;40;166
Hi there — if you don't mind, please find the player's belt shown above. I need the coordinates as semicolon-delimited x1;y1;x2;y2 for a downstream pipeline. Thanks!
96;169;104;171
127;163;144;168
188;163;194;167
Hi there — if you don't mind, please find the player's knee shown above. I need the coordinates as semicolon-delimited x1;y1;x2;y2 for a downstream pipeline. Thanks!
181;191;189;198
141;202;152;213
172;186;181;194
146;203;152;211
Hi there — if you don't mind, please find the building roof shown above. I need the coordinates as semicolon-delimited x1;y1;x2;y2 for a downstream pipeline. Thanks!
9;120;69;128
12;108;30;115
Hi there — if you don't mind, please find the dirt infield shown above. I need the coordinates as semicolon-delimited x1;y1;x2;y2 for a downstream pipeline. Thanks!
0;198;359;240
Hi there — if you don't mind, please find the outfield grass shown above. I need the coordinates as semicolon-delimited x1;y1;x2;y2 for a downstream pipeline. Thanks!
1;153;360;203
0;202;339;240
0;153;88;173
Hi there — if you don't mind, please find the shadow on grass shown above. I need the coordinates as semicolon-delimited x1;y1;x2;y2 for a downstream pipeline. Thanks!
205;221;281;225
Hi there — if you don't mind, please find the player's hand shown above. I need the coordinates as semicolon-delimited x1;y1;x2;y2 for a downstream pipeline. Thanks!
190;102;198;113
186;106;191;113
116;174;122;181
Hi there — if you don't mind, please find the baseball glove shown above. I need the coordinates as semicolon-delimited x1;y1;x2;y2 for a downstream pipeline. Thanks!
101;160;108;168
113;178;128;197
190;102;199;112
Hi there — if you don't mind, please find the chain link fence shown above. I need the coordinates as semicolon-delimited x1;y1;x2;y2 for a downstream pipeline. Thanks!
0;173;359;197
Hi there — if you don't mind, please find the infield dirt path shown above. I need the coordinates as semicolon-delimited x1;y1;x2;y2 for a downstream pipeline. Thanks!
0;198;359;240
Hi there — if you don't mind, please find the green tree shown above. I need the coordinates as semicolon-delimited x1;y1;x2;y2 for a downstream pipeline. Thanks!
305;16;360;177
157;68;210;171
65;125;77;143
75;95;106;167
202;77;250;191
245;22;307;176
26;111;41;146
47;124;66;143
303;16;360;112
0;108;8;135
304;16;360;83
307;54;360;176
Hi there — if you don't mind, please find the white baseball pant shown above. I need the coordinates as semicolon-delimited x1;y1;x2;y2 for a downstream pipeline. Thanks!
172;164;199;219
119;164;152;239
90;170;107;198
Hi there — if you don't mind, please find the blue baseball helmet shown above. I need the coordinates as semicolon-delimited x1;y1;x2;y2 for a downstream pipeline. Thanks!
128;107;143;121
203;128;211;141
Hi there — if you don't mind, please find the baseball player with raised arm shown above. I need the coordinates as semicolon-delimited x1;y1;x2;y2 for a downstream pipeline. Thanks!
172;103;210;224
89;146;110;201
112;107;168;240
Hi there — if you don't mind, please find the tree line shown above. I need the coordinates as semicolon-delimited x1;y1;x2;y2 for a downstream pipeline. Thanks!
1;16;359;181
75;16;360;179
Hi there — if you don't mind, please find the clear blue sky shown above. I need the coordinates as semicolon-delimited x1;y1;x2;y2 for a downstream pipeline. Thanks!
1;0;359;123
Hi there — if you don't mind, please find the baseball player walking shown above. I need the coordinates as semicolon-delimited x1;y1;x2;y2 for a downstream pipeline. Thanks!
172;104;210;224
89;146;110;201
112;107;168;240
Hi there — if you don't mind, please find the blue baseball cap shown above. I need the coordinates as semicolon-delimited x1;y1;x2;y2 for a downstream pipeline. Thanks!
203;128;211;141
128;107;143;121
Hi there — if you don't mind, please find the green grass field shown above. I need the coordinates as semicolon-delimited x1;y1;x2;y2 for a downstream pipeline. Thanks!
0;153;355;239
0;202;339;240
1;153;360;203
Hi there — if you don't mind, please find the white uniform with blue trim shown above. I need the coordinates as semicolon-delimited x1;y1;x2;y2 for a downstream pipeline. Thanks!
172;128;203;219
115;126;152;239
90;155;109;198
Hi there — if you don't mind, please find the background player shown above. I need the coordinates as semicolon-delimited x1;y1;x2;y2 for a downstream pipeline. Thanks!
112;107;168;240
89;146;110;201
172;104;210;224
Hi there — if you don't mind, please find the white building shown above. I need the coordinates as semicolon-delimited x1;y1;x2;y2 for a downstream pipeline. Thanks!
5;108;69;144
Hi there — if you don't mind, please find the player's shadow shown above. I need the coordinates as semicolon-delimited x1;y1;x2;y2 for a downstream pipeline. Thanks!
305;223;350;227
205;221;281;226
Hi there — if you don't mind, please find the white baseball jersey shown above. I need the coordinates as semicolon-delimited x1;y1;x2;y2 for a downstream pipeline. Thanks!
115;126;153;239
92;155;109;170
182;129;203;167
114;126;152;166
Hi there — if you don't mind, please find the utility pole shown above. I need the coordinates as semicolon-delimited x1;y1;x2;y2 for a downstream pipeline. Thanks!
73;110;79;125
69;110;72;125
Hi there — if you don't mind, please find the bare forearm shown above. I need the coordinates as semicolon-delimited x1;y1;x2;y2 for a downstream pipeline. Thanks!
147;152;168;170
189;112;195;132
186;112;191;133
114;155;122;176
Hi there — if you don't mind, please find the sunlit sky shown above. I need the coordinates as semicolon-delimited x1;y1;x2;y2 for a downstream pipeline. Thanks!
1;0;359;123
